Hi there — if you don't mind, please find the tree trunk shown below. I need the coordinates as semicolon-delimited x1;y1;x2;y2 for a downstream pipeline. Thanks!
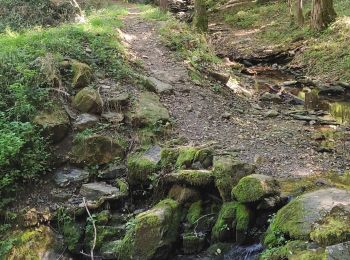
159;0;168;11
193;0;208;32
311;0;336;31
295;0;304;26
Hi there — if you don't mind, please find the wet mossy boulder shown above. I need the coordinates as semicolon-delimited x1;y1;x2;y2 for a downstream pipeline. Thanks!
213;155;256;201
195;148;214;168
175;147;199;169
6;226;54;259
84;224;123;251
100;199;180;259
164;170;214;187
168;184;200;204
264;188;350;247
127;150;160;186
186;201;203;225
73;87;103;114
211;202;250;244
232;174;280;203
33;104;70;143
130;92;170;127
71;60;92;89
71;134;126;165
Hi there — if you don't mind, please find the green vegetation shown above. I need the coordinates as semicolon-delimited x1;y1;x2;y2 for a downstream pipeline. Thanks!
176;147;199;168
222;0;350;81
127;153;159;186
139;5;170;21
186;201;203;225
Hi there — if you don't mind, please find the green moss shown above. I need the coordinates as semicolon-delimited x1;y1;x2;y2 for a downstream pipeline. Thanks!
259;240;309;260
71;60;92;88
73;87;102;114
176;147;199;169
213;156;255;201
194;148;213;168
211;202;250;242
95;210;111;225
182;232;205;254
291;249;326;260
127;153;159;186
84;225;121;251
186;201;203;225
116;178;129;194
232;174;279;203
310;207;350;246
166;170;214;186
263;198;304;247
160;148;179;169
62;220;82;252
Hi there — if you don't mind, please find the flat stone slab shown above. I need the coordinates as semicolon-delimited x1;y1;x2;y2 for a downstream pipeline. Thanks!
147;76;173;94
143;145;161;164
74;113;99;131
54;168;89;187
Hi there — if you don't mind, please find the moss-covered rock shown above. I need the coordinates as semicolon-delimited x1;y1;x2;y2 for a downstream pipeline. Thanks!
71;134;126;165
33;104;70;143
176;147;199;169
71;60;92;89
213;155;255;201
6;226;54;259
232;174;280;203
130;92;170;127
186;201;203;225
195;148;214;168
260;240;312;260
264;188;350;247
182;232;206;254
168;184;200;204
95;210;111;225
62;219;82;253
211;202;250;244
73;87;103;114
101;199;180;260
310;205;350;246
127;152;159;186
164;170;214;187
160;147;179;169
84;224;122;251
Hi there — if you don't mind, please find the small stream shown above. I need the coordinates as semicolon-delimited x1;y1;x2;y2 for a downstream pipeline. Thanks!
223;243;264;260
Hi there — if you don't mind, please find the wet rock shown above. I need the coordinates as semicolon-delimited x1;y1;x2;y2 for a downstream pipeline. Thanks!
146;76;174;94
73;113;99;131
164;170;214;187
168;185;200;204
98;164;126;180
213;155;256;201
53;167;89;187
101;199;180;260
211;202;250;244
326;241;350;259
264;188;350;246
205;243;232;257
130;92;170;127
127;147;161;186
73;87;103;114
260;92;282;103
182;232;206;254
33;105;70;143
70;60;92;89
101;112;124;124
71;134;126;165
319;85;345;96
232;174;280;203
79;182;128;209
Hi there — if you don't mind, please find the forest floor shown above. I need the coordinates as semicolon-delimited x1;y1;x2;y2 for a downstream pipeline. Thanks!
121;4;350;180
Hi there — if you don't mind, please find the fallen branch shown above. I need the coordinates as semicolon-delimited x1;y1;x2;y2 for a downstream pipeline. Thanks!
83;197;96;260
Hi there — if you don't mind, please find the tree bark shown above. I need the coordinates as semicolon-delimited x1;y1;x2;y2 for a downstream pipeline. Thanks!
311;0;336;31
193;0;208;32
295;0;304;26
159;0;168;11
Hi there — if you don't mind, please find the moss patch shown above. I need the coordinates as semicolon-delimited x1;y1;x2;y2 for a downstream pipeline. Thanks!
176;147;199;169
165;170;214;186
127;153;159;186
161;147;179;170
186;201;203;225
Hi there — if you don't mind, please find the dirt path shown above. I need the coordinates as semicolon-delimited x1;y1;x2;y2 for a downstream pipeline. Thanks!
121;6;350;179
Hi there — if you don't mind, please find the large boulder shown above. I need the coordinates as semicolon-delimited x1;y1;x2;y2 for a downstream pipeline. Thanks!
232;174;280;203
71;60;92;89
130;92;170;127
33;105;70;143
264;188;350;247
73;87;103;114
71;134;126;165
101;199;180;259
213;155;256;201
